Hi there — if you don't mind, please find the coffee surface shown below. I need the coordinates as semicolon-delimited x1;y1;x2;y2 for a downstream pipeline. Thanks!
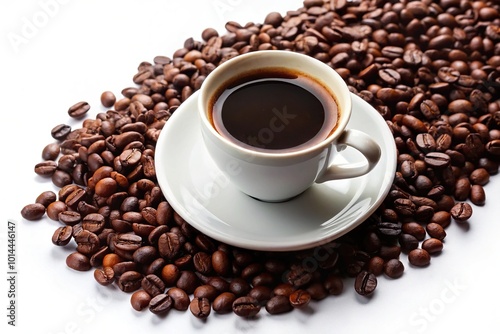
211;71;338;152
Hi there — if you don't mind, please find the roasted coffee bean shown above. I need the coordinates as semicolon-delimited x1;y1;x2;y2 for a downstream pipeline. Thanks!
470;185;486;206
266;295;293;315
426;223;446;241
133;246;157;264
194;284;218;302
68;101;90;118
289;289;311;308
367;256;384;276
58;211;82;225
232;296;261;317
141;274;165;297
190;297;211;319
115;233;143;252
118;271;143;292
42;143;60;161
306;282;328;301
354;271;377;296
450;202;473;222
66;252;91;271
94;267;115;286
74;229;100;256
158;232;181;259
408;249;431;267
212;292;236;314
149;293;173;314
167;287;190;311
176;271;199;294
424;152;450;168
35;190;57;207
52;226;73;246
398;233;419;252
212;250;231;276
51;124;71;140
131;290;151;311
21;203;46;221
422;238;444;254
383;259;404;278
34;161;58;176
100;91;116;108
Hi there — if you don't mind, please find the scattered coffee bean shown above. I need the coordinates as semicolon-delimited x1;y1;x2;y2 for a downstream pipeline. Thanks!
450;202;473;222
21;203;46;221
212;292;236;314
232;296;261;317
100;91;116;108
408;249;431;267
190;297;211;319
149;293;173;314
354;271;377;296
383;259;404;279
131;290;151;311
68;101;90;118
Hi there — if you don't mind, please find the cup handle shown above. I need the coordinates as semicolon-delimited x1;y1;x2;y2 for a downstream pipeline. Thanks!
315;129;381;183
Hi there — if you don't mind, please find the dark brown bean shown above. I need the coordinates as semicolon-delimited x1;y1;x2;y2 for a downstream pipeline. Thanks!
408;249;431;267
21;203;46;221
167;287;190;311
52;226;73;246
354;271;377;296
66;252;91;271
232;296;261;317
130;290;151;311
68;101;90;118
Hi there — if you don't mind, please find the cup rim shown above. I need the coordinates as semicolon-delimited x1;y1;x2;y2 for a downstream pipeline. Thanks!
198;50;352;160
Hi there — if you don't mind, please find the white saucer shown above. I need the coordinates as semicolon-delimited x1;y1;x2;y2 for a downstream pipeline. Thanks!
155;92;397;251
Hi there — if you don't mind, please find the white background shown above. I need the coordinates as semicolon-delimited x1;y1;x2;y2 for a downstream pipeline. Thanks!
1;1;500;333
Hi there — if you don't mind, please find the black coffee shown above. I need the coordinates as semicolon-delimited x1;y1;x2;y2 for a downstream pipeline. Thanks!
210;69;339;152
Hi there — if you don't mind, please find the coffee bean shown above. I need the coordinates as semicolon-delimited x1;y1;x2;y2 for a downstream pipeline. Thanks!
426;223;446;241
408;249;431;267
167;287;190;311
52;226;73;246
117;271;143;292
149;293;173;314
470;185;486;206
354;271;377;296
194;284;218;301
289;289;311;308
383;259;404;278
189;297;211;319
58;211;81;225
21;203;46;221
450;202;473;222
424;152;451;168
212;292;236;314
141;274;165;297
266;295;293;315
176;271;199;294
68;101;90;118
130;290;151;311
34;161;58;176
232;296;261;317
100;91;116;108
66;252;91;271
94;267;115;286
422;238;444;254
51;124;72;140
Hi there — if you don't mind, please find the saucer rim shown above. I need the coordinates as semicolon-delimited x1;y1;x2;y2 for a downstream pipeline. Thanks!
155;91;397;251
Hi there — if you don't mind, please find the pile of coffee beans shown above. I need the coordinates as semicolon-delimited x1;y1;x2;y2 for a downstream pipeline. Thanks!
21;0;500;319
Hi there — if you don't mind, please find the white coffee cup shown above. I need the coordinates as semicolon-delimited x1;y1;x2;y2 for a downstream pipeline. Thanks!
198;50;381;202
